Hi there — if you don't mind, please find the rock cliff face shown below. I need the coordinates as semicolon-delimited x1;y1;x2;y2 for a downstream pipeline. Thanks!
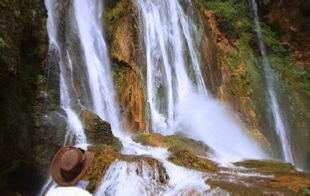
0;0;48;194
259;0;310;170
196;0;310;170
260;0;310;67
104;0;147;134
105;0;220;134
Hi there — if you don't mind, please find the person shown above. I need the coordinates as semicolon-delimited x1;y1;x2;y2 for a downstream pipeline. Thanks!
46;146;94;196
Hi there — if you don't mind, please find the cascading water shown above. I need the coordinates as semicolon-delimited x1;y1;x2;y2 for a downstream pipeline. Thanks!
40;0;122;194
72;0;121;136
139;0;266;163
249;0;294;164
139;0;207;135
43;0;268;195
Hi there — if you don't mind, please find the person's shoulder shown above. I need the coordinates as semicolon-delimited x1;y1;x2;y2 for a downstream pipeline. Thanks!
46;186;92;196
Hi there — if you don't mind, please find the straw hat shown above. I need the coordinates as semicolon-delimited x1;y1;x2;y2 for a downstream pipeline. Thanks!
50;146;94;186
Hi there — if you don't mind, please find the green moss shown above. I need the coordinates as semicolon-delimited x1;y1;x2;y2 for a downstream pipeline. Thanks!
132;132;150;145
234;159;295;171
87;177;98;193
84;145;121;193
133;133;211;157
168;146;217;172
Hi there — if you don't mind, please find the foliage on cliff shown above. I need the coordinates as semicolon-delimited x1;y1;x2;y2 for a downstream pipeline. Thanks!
195;0;310;171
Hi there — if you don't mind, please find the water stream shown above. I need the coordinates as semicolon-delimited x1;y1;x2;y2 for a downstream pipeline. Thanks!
139;0;265;163
42;0;267;195
249;0;294;164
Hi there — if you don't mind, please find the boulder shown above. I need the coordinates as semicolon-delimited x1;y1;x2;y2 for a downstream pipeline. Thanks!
80;109;122;150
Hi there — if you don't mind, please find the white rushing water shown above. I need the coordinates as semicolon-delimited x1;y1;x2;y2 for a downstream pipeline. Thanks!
40;0;122;194
139;0;207;135
73;0;122;137
139;0;266;163
43;0;267;195
249;0;293;164
96;138;212;196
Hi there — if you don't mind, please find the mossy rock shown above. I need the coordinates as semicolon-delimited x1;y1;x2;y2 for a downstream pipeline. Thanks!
132;132;166;147
83;145;121;193
80;109;122;151
83;145;169;193
167;146;217;173
120;154;170;184
234;159;296;171
164;134;212;156
132;132;212;157
206;160;310;195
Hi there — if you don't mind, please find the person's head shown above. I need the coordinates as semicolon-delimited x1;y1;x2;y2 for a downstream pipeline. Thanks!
50;146;94;186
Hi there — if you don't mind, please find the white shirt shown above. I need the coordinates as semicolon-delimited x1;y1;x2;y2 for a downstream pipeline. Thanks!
46;181;92;196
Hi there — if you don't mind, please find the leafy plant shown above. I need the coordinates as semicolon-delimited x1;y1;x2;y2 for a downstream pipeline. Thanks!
303;187;310;195
0;37;5;47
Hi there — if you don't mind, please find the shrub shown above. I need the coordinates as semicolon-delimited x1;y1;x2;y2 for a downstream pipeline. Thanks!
204;0;252;40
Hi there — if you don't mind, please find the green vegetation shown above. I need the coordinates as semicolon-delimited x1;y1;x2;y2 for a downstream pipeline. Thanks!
0;37;5;47
260;24;286;55
278;58;310;95
234;159;295;171
303;188;310;195
198;0;252;40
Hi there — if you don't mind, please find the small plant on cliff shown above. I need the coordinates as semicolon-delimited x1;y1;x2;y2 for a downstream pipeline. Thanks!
0;37;5;47
303;188;310;195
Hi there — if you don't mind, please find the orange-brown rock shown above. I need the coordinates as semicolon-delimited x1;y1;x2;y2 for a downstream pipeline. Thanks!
106;0;146;134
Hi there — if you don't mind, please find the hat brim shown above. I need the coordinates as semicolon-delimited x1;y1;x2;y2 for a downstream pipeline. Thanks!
50;146;94;186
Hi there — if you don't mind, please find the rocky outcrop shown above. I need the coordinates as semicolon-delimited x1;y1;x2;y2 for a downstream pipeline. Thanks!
0;0;48;195
133;132;213;156
83;144;169;194
84;132;310;195
80;109;122;150
105;0;146;134
196;0;310;170
168;146;218;173
83;145;122;193
200;2;270;150
206;159;310;195
257;0;310;170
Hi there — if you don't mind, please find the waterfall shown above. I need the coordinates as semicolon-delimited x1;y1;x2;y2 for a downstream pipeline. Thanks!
249;0;294;164
139;0;207;135
72;0;122;136
95;139;212;196
139;0;266;163
40;0;122;194
44;0;122;138
44;0;88;146
43;0;267;195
